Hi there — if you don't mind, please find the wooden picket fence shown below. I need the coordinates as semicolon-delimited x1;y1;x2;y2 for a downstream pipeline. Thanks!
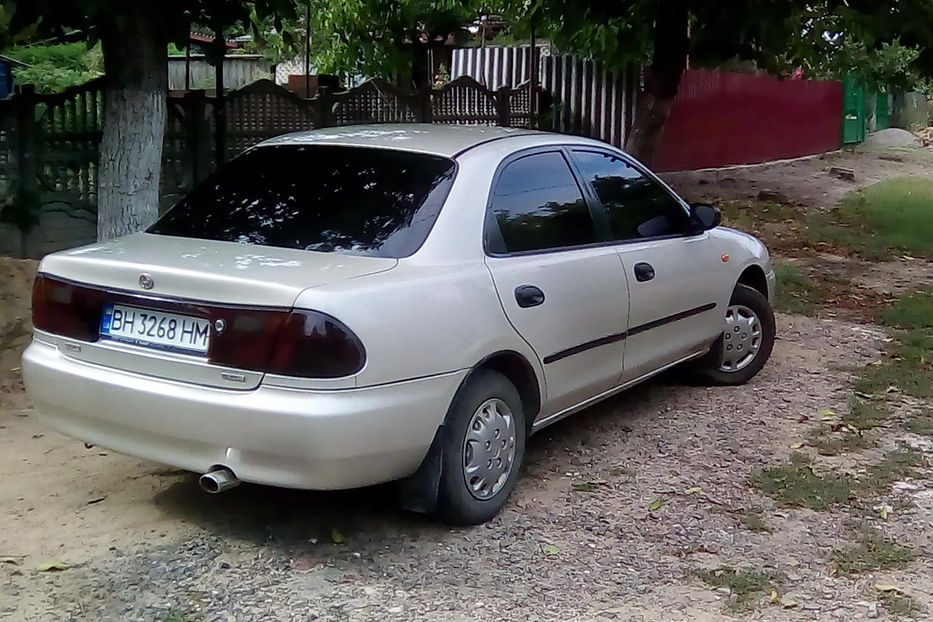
0;76;535;258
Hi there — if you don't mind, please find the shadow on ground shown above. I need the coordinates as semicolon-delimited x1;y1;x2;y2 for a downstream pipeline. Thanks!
150;375;678;555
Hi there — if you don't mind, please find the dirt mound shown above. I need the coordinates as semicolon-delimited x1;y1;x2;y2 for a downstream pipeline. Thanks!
865;128;919;147
0;257;38;400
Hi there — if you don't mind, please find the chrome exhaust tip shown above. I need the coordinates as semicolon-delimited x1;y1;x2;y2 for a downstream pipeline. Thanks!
199;467;240;494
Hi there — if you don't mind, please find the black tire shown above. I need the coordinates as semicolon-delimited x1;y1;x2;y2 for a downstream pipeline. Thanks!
435;369;526;525
694;284;775;385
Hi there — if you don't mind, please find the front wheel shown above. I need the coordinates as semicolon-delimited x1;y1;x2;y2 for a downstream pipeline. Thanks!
694;283;775;385
435;370;526;525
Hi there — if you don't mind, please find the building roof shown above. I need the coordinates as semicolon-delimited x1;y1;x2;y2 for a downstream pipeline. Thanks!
261;124;550;157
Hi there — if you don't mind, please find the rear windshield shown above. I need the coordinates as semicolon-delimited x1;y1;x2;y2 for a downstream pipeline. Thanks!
149;144;457;258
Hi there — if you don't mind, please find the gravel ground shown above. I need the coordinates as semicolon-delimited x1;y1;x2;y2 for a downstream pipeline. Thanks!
3;314;931;622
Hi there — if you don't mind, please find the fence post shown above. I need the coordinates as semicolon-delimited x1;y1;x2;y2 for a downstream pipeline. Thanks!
496;86;512;127
14;84;39;259
185;90;211;185
418;90;433;123
317;86;333;127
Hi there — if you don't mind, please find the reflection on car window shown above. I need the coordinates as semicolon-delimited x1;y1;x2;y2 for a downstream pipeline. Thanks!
487;151;597;253
148;145;456;258
571;150;688;241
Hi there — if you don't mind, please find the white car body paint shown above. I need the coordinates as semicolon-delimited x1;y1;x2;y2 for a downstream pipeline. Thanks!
23;125;774;491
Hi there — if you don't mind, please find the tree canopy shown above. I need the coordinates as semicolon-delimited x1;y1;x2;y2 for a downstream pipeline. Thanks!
310;0;481;88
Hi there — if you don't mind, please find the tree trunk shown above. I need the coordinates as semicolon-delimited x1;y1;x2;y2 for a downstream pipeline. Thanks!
624;0;689;166
97;4;167;240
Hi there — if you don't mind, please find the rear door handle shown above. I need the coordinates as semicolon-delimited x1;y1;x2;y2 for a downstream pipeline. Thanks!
515;285;545;308
634;262;655;282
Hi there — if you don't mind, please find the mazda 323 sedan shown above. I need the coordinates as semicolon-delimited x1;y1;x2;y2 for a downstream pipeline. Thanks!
23;125;776;524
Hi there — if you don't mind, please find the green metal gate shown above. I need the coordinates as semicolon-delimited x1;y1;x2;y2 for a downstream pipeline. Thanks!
842;75;866;144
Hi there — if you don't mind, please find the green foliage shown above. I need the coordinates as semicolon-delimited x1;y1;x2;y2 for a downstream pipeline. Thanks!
834;39;923;91
862;447;924;492
496;1;831;74
3;0;299;59
879;591;924;618
737;511;771;533
807;425;874;456
905;411;933;436
855;329;933;399
879;287;933;330
243;6;305;64
773;262;821;315
751;453;853;510
832;529;914;574
845;398;889;431
310;0;480;85
3;42;102;92
808;177;933;261
693;566;781;612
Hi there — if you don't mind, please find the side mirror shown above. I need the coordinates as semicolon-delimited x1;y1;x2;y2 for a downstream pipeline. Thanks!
689;203;721;233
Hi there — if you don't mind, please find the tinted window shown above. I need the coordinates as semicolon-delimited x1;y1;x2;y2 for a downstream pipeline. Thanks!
572;150;689;241
149;145;456;258
487;151;597;254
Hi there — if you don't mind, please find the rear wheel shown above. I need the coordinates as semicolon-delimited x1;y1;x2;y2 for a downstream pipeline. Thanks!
695;284;775;385
436;370;526;525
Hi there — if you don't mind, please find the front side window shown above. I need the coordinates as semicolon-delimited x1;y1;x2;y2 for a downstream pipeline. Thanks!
571;150;689;241
486;151;598;254
149;145;456;258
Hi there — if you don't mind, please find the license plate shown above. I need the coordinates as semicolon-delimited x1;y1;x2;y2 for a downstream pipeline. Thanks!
100;304;210;353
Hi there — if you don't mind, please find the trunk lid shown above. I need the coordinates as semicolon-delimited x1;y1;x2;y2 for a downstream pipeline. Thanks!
36;233;396;389
40;232;397;306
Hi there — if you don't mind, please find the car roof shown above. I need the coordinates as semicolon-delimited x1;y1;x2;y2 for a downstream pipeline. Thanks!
260;124;591;158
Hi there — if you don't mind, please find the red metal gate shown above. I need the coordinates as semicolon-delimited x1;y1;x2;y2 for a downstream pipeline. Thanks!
655;69;843;172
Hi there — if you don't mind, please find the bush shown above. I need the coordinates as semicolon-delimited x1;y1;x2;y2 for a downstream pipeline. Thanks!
3;42;103;93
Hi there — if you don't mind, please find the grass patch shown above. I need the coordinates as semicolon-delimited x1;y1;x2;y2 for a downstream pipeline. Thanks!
807;177;933;260
693;566;780;612
856;330;933;399
808;425;874;456
751;453;852;509
738;511;771;533
158;610;199;622
879;287;933;330
720;200;798;231
774;262;822;314
905;411;933;436
880;591;925;618
845;398;890;431
832;529;914;574
861;447;924;493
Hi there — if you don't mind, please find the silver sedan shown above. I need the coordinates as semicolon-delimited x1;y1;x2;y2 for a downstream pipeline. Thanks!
23;125;776;524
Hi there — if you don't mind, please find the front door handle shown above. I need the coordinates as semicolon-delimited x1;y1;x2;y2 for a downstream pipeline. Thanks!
634;262;655;282
515;285;545;308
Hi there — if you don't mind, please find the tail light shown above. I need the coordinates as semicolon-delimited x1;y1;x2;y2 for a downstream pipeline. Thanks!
32;274;102;341
32;273;365;379
268;310;366;378
208;309;365;378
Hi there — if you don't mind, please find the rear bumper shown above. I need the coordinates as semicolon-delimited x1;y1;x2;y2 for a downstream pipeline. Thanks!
23;339;466;490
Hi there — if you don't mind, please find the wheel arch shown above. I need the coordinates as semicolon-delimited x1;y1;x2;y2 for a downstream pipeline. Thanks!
737;264;769;299
398;349;541;514
468;350;542;432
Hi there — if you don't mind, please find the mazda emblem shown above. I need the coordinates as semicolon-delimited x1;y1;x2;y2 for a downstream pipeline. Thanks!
138;273;154;290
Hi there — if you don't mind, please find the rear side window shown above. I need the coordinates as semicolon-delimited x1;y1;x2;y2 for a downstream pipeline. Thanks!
149;145;456;258
571;150;689;241
486;151;597;254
